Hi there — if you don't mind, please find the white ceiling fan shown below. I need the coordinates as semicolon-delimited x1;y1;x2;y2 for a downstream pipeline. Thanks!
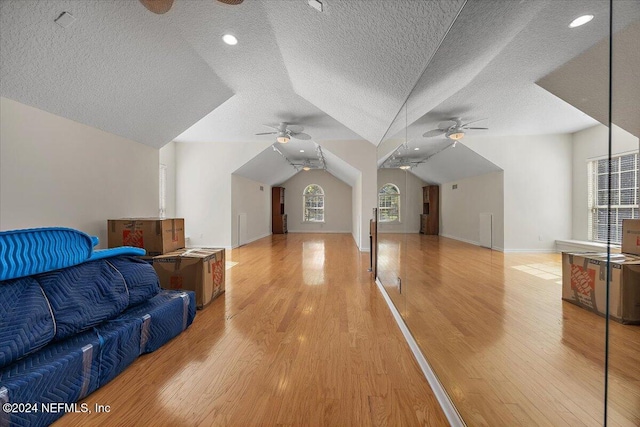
256;122;312;144
139;0;243;15
423;117;488;141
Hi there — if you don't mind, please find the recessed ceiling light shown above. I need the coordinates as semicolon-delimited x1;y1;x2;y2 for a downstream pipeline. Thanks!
300;150;305;153
414;147;420;151
569;15;594;28
222;34;238;45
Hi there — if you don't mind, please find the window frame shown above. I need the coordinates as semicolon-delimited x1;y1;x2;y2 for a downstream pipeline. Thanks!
588;151;639;244
303;184;325;223
378;183;401;223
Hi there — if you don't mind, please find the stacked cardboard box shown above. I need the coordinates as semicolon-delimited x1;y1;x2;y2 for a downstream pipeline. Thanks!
108;218;185;256
107;218;226;309
153;248;225;309
562;219;640;324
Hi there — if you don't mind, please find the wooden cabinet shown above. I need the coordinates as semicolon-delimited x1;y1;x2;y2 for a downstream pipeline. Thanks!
272;186;288;234
420;185;439;235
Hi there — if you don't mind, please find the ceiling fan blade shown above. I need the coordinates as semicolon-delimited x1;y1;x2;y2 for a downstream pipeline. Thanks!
423;129;446;138
437;120;457;130
217;0;244;4
255;132;277;135
461;118;487;127
291;132;312;140
262;124;281;130
287;125;304;134
462;127;489;130
139;0;173;14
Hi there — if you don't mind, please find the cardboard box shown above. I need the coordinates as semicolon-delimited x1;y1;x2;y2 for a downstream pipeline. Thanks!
562;252;640;324
622;219;640;256
153;248;225;309
108;218;185;256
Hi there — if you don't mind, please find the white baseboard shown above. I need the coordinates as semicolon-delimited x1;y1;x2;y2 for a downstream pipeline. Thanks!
374;278;466;427
440;234;557;254
287;230;352;234
232;232;272;249
502;248;557;254
439;233;480;247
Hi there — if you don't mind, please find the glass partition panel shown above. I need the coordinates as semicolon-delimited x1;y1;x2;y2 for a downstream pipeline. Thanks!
377;0;620;425
377;102;409;315
607;1;640;425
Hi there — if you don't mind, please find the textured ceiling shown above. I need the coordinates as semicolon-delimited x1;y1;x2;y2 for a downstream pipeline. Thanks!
3;0;637;187
0;0;233;148
537;20;640;139
233;140;359;187
259;0;465;144
0;0;465;149
378;0;640;184
408;143;502;185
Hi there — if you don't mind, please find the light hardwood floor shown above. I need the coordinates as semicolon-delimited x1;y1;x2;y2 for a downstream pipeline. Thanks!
378;234;640;427
55;234;449;427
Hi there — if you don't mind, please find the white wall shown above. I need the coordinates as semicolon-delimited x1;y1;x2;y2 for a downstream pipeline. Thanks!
440;171;505;249
352;173;363;248
0;97;159;247
281;169;352;233
175;140;272;249
320;140;377;250
231;174;271;247
376;168;426;233
572;124;639;241
159;141;177;218
464;133;573;252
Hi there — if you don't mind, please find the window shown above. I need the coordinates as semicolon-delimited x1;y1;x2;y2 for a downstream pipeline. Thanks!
378;183;400;222
303;184;324;222
588;152;639;244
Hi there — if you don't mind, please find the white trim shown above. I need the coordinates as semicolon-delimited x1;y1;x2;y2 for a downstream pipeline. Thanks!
587;148;638;162
440;234;556;253
231;232;272;249
375;278;466;427
555;239;621;253
287;230;351;234
439;233;480;247
501;248;557;254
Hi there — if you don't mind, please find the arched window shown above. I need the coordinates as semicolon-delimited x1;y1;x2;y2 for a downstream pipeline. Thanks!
378;183;400;222
303;184;325;222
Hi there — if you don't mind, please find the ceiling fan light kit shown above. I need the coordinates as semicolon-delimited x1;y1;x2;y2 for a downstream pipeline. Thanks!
447;131;465;140
423;117;489;141
256;122;312;143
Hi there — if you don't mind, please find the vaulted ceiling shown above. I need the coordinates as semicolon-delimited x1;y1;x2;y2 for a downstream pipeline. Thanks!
0;0;464;148
2;0;638;188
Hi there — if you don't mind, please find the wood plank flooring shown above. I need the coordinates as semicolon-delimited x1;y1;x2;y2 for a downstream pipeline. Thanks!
378;234;640;427
54;234;449;427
